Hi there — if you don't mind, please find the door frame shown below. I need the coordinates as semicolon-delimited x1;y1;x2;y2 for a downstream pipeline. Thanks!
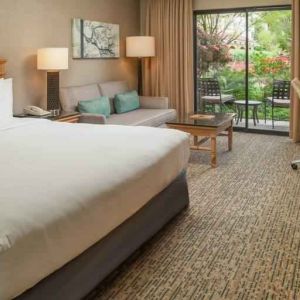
193;5;291;135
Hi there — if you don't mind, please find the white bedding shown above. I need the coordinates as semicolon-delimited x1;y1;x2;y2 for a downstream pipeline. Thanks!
0;118;190;300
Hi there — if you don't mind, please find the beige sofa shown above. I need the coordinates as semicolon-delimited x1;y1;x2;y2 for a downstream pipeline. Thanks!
60;81;176;127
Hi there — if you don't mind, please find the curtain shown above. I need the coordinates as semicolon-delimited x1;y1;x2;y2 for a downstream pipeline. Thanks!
291;0;300;142
143;0;194;118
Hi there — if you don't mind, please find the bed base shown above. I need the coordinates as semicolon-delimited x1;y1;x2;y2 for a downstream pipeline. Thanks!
16;171;189;300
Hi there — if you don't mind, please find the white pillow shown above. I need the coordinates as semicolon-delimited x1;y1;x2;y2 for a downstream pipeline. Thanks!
0;78;13;118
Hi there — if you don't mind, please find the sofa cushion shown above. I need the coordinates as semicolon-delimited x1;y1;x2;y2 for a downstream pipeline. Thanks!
99;81;129;114
106;108;177;127
202;94;234;104
267;97;290;107
99;81;129;98
60;84;101;112
78;97;110;117
114;91;140;114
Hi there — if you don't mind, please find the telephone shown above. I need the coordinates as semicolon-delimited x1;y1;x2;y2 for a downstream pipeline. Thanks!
24;106;50;116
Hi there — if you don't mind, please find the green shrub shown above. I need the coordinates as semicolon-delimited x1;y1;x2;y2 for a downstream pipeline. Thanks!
203;66;290;121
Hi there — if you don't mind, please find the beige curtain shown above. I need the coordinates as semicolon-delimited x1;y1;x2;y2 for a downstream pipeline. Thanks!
291;0;300;142
143;0;194;118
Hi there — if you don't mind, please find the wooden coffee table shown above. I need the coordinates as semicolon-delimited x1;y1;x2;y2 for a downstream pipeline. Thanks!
166;113;235;168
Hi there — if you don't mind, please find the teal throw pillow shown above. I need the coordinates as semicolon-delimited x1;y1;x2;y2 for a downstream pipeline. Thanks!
78;97;110;117
114;90;140;114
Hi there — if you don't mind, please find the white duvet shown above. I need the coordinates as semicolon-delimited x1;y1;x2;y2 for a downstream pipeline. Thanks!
0;118;190;300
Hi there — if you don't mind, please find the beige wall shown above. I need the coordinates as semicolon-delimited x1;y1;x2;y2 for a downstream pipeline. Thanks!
0;0;140;113
193;0;291;10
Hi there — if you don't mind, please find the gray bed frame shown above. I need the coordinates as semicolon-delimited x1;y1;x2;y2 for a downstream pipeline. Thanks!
16;171;189;300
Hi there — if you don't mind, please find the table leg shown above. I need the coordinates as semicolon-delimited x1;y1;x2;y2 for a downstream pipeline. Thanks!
236;105;239;125
228;126;233;151
253;106;256;126
211;136;217;168
193;136;198;146
240;108;244;122
264;101;267;124
255;106;259;124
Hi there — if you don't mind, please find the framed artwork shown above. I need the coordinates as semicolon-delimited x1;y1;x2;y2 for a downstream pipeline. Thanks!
72;18;120;59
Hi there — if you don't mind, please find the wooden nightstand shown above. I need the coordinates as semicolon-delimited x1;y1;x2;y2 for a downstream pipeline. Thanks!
13;112;80;123
51;112;80;123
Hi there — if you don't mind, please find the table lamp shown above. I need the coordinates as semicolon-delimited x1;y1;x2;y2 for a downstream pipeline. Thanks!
126;36;155;95
37;48;69;110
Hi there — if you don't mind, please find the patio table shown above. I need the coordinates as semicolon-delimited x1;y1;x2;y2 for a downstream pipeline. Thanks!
234;100;262;126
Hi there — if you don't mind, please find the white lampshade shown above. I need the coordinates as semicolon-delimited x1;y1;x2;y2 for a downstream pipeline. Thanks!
126;36;155;58
37;48;69;70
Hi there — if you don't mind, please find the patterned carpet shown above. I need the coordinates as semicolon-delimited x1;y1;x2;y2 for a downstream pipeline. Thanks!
92;133;300;300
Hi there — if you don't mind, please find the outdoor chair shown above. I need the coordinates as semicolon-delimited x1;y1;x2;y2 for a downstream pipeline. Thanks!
266;79;291;129
199;78;235;112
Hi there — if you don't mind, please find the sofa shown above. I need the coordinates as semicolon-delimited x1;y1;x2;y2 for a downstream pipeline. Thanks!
60;81;176;127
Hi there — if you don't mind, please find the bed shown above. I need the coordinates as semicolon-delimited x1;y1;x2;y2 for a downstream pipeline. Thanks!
0;116;190;300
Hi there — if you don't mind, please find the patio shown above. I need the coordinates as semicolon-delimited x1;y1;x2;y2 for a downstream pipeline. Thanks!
228;98;290;132
199;99;290;133
234;118;289;132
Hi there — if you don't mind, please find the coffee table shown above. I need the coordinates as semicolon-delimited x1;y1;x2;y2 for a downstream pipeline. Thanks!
166;113;235;168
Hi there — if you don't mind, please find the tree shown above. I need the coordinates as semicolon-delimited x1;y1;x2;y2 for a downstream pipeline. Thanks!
250;11;292;54
197;13;246;76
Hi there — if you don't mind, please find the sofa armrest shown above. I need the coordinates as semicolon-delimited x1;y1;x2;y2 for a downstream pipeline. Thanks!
139;96;169;109
78;113;106;124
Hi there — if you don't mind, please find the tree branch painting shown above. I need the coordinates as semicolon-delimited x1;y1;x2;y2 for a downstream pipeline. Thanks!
72;18;120;58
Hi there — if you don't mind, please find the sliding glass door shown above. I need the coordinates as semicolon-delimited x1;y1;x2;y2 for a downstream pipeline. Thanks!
248;9;291;131
194;6;291;133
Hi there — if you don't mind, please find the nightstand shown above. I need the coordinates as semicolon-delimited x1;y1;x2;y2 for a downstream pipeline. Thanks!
13;112;80;123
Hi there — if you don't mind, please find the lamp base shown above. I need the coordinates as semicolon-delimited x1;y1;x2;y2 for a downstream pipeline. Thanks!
47;72;60;111
138;58;142;95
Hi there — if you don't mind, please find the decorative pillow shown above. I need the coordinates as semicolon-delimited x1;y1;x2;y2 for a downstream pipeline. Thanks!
0;78;13;118
78;97;110;117
114;90;140;114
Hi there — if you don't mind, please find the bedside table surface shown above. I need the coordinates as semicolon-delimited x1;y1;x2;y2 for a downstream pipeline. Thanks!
14;111;80;121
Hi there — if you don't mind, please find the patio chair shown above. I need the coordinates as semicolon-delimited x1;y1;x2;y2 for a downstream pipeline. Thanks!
199;78;235;112
266;80;291;129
